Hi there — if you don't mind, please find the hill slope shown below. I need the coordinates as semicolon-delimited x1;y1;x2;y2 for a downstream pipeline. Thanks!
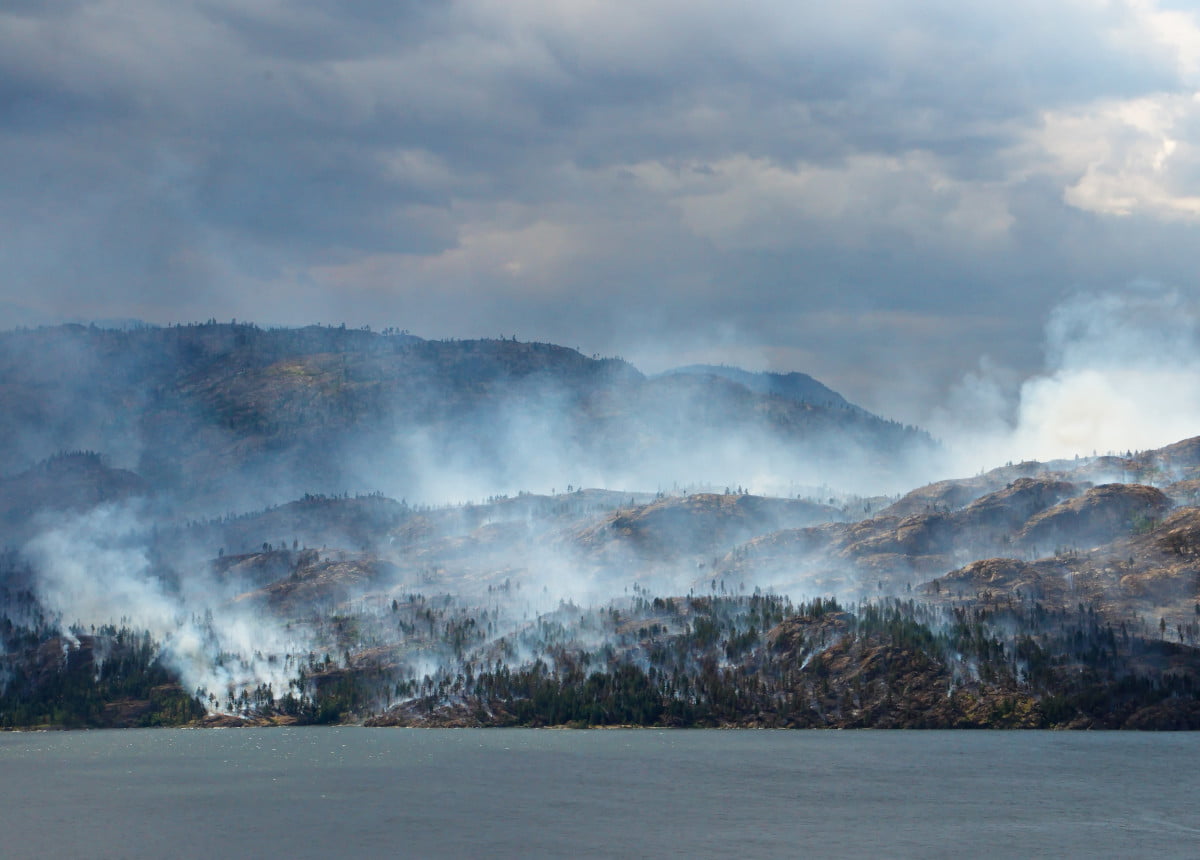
3;323;1199;730
0;323;935;511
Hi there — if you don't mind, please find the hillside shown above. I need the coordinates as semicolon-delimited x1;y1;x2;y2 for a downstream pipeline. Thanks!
657;365;859;411
2;324;1200;730
0;323;935;512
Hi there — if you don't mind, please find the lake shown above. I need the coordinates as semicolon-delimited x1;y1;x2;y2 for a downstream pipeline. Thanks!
1;728;1197;858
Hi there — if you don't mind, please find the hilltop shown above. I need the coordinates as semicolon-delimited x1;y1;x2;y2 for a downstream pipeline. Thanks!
656;365;860;411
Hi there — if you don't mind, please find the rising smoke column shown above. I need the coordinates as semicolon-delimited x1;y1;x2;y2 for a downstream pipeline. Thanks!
934;284;1200;470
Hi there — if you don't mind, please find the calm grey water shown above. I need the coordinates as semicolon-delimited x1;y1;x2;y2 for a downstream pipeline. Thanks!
1;728;1197;859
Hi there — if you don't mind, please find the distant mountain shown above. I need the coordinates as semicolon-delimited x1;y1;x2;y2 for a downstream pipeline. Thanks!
658;364;859;411
0;323;936;511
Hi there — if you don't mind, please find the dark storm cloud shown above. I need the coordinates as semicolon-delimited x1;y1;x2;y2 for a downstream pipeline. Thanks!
3;0;1199;417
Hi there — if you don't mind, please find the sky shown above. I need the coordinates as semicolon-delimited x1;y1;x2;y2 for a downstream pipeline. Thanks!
3;0;1200;424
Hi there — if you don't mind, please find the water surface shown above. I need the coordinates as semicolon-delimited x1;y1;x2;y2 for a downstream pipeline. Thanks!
1;728;1196;858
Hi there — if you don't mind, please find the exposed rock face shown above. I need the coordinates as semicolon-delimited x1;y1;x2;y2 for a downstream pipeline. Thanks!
1017;484;1171;550
232;552;397;612
572;493;843;561
880;466;1075;518
1108;507;1200;608
927;558;1061;601
1149;507;1200;558
956;478;1081;531
714;477;1084;588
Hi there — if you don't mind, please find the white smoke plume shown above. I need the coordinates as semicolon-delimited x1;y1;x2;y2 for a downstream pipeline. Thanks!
933;284;1200;472
23;502;315;709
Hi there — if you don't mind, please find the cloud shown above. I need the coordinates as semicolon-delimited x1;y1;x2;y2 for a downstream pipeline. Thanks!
1032;93;1200;219
3;0;1200;417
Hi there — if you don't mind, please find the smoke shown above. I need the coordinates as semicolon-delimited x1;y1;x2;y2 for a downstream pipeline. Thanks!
368;372;933;507
932;284;1200;472
9;292;1200;722
23;502;316;708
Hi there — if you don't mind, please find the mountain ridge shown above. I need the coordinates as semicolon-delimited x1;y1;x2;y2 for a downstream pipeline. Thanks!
0;322;935;509
657;364;860;412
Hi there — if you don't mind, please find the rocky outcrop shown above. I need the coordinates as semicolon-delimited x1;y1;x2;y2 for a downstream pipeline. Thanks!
1018;484;1171;550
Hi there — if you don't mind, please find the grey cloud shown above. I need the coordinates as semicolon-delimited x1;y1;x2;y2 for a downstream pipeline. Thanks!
2;0;1199;420
203;1;446;62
